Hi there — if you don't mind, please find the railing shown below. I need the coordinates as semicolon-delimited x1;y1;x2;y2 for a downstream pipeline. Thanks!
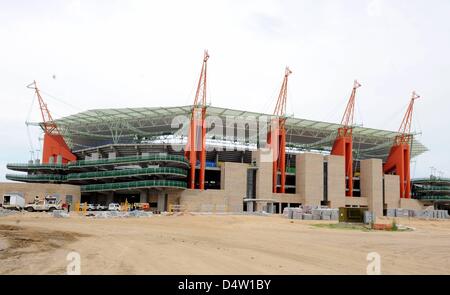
413;195;450;200
7;154;189;171
6;167;188;183
81;180;187;192
5;173;66;182
413;185;450;191
6;163;66;170
68;154;189;168
67;167;187;180
412;178;450;183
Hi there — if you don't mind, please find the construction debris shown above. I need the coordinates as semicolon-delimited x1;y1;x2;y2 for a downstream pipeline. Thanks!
51;210;69;218
0;207;19;217
364;211;376;224
92;211;153;218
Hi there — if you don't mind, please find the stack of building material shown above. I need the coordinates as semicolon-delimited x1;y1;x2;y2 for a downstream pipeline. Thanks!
395;209;410;217
386;209;396;217
303;205;313;214
330;210;339;220
311;209;322;220
292;209;303;220
284;207;339;221
364;211;375;224
302;214;313;220
388;208;449;219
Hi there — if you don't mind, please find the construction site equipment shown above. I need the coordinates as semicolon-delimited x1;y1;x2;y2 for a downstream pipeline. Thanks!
185;50;209;190
2;194;25;210
27;81;76;164
331;80;361;197
267;67;292;193
168;204;186;213
134;203;150;211
24;195;62;212
74;202;80;213
384;92;420;199
338;207;368;223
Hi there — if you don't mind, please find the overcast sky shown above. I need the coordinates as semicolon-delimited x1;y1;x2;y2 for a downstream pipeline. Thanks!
1;0;449;180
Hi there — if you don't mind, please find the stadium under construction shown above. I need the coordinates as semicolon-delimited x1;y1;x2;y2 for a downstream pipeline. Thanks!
3;52;448;215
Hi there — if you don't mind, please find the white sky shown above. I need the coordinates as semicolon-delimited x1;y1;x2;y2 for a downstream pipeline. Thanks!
1;0;449;180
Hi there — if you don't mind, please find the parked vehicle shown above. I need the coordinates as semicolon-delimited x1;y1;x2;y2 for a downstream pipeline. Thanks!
108;203;120;211
2;194;25;210
134;203;150;211
96;204;107;211
87;204;96;211
24;196;62;212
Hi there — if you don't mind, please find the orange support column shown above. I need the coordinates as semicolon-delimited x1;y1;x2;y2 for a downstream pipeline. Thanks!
331;128;353;197
42;133;77;164
278;125;286;193
187;115;197;189
384;143;411;199
199;107;207;190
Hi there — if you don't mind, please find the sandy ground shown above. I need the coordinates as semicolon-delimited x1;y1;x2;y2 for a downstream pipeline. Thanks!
0;212;449;275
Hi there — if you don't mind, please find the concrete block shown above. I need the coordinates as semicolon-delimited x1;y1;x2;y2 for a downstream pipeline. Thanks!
302;214;313;220
386;209;396;217
395;208;409;217
293;211;303;220
321;210;332;218
330;210;339;220
303;205;313;214
312;213;321;220
364;211;375;224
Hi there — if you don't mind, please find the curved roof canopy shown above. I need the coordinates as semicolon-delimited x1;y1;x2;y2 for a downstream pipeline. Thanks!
51;105;428;160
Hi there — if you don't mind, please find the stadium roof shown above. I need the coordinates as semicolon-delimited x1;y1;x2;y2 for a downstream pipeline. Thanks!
53;105;428;160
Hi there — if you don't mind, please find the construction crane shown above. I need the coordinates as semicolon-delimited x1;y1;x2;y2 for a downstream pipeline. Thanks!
331;80;361;197
267;67;292;193
185;51;209;190
27;81;76;164
384;91;420;199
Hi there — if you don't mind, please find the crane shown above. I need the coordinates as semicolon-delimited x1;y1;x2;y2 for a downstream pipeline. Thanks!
267;67;292;193
185;50;209;190
27;81;76;164
383;91;420;199
331;80;361;197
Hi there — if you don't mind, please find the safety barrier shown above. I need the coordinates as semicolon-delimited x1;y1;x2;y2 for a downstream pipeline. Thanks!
81;179;187;192
68;154;189;168
7;154;189;172
5;173;66;182
67;167;187;180
413;195;450;200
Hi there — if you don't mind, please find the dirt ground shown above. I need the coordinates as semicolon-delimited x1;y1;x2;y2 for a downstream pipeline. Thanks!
0;212;449;275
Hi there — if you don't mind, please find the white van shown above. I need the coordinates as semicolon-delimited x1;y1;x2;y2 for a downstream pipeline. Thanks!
2;194;25;210
108;203;120;211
